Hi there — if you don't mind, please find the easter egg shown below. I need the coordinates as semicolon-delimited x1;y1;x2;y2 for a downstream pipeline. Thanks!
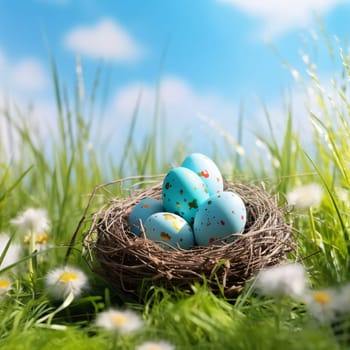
128;198;164;236
162;167;209;225
181;153;224;195
144;212;195;250
193;191;246;246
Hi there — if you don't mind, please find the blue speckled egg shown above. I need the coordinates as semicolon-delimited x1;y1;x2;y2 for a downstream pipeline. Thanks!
181;153;224;195
162;167;209;225
193;191;246;246
144;212;195;250
128;198;164;236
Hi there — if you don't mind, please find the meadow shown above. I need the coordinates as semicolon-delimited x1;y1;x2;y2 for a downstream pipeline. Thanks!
1;34;350;349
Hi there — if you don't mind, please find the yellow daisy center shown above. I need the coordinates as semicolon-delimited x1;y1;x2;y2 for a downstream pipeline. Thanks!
36;233;49;244
0;280;10;289
23;232;49;244
111;314;127;325
313;291;331;305
59;272;78;284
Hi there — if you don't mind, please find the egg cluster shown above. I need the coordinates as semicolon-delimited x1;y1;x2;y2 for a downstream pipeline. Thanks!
128;153;247;250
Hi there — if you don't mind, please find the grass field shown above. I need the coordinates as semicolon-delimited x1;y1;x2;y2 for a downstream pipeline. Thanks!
1;35;350;349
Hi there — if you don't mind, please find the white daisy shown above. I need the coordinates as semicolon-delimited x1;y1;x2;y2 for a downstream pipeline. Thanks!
303;288;340;323
0;275;11;296
0;233;21;270
254;263;307;299
136;340;175;350
287;183;323;210
96;308;144;334
11;208;50;234
45;265;88;300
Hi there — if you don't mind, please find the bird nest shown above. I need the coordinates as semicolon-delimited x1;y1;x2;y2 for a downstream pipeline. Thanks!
81;177;294;297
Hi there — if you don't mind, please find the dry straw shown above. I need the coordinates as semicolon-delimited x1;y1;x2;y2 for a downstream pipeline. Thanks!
80;176;294;297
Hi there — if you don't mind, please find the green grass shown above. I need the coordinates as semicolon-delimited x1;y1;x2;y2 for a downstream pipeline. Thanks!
2;32;350;349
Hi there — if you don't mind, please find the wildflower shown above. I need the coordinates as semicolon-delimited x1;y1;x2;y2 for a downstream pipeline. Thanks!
11;208;51;273
254;263;307;299
287;183;323;210
45;265;88;300
23;232;50;252
0;275;11;296
136;340;175;350
10;208;50;234
303;288;340;323
0;234;21;270
96;308;144;334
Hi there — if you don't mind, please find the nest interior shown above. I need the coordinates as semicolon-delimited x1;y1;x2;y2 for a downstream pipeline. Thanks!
83;180;293;297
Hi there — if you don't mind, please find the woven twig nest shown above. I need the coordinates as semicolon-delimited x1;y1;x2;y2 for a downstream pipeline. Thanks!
82;177;294;297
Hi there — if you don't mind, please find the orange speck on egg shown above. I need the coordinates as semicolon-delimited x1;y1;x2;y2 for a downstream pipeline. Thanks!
200;169;210;178
160;232;171;240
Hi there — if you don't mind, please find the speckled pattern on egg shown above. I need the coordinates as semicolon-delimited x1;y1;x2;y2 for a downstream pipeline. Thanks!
181;153;224;195
128;198;164;236
162;167;210;225
193;191;247;246
144;212;195;250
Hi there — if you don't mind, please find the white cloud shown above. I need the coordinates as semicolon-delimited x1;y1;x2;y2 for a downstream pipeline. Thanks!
110;75;322;170
64;18;144;62
0;94;58;160
0;50;53;162
114;76;236;122
0;49;48;92
11;59;48;91
217;0;348;38
111;76;242;158
251;68;348;165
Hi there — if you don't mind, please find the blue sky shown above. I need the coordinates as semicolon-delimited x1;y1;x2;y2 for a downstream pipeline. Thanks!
1;0;350;163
